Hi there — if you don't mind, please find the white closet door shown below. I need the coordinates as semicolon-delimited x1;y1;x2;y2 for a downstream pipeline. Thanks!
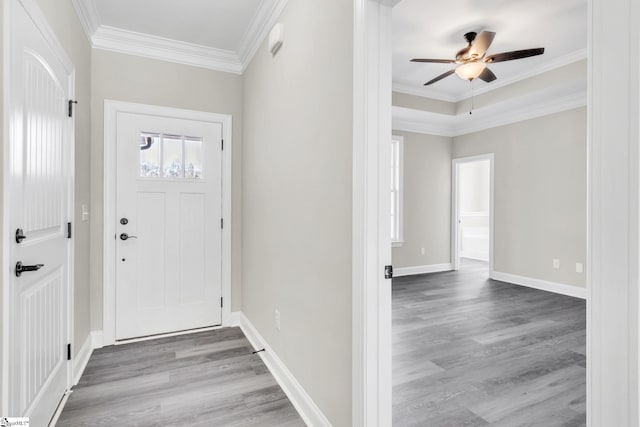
8;1;74;424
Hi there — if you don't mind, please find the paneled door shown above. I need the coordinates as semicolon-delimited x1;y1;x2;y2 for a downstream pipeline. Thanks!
7;1;74;424
115;113;223;340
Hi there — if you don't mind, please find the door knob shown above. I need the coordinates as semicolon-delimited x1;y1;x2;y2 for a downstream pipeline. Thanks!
15;228;27;243
15;261;44;277
120;233;138;241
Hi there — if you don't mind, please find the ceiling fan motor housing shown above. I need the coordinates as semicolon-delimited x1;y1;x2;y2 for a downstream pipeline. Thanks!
457;32;480;62
464;31;477;44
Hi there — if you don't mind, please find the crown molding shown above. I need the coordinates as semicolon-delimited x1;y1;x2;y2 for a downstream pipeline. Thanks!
92;26;243;74
71;0;99;44
71;0;289;74
237;0;290;72
392;48;588;104
393;82;587;138
454;89;586;136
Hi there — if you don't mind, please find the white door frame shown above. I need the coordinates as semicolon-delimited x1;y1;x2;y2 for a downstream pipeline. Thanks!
352;1;395;425
451;154;494;274
103;100;233;346
353;0;640;426
1;0;76;414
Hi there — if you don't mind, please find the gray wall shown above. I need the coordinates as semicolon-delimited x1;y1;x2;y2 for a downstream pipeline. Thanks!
242;0;353;425
392;91;455;115
392;131;453;268
90;50;244;329
393;109;587;288
453;107;587;287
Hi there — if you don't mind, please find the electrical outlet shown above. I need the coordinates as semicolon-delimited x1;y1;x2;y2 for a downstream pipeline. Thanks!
275;309;281;331
421;248;425;255
576;262;583;273
553;259;560;269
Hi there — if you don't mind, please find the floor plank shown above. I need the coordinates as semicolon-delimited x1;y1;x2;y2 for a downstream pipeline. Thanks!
393;258;586;426
57;327;305;427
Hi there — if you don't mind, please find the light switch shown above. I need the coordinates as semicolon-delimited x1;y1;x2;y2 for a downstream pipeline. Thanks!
81;204;89;222
553;259;560;269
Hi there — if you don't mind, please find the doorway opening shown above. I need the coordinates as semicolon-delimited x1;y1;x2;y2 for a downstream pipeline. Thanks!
355;0;639;424
452;155;493;275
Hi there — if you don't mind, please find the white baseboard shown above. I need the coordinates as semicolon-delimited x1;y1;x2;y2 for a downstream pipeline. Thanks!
394;263;452;277
49;389;71;426
237;312;331;427
229;311;241;327
491;271;587;299
91;330;104;349
73;333;94;385
53;332;101;426
459;252;489;262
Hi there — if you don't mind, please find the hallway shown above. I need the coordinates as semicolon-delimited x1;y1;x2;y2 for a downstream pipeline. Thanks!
57;328;303;426
393;259;586;426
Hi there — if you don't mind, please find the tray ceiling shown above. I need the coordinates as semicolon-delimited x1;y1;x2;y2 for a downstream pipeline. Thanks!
392;0;587;101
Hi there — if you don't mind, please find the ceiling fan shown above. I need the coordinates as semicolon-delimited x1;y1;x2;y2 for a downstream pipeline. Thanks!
411;31;545;86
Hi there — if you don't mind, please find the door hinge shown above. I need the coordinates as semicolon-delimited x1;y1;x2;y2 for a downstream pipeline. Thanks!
68;100;78;117
384;265;393;279
220;297;223;308
221;218;223;229
67;343;72;360
221;139;224;150
67;222;72;239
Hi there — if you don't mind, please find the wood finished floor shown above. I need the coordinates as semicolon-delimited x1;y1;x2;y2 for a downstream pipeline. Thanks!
393;259;586;427
57;327;304;426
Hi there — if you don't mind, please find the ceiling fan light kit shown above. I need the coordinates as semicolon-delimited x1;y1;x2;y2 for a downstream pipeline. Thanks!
411;30;545;87
455;62;486;81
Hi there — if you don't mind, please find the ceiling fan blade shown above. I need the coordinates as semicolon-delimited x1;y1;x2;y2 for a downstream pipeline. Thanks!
424;69;455;86
469;31;496;58
477;67;497;82
411;58;455;64
485;48;545;63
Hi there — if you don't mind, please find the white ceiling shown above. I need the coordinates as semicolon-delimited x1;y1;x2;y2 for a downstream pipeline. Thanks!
93;0;261;52
392;0;587;101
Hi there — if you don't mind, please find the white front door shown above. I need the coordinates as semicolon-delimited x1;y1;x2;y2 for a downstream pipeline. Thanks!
7;1;74;424
115;113;223;340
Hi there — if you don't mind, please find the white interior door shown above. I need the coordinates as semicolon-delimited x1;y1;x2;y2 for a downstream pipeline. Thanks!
8;1;74;424
115;113;223;340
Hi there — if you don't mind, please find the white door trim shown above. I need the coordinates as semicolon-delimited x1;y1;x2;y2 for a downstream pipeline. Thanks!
587;0;639;423
103;100;233;346
352;1;393;425
451;154;494;275
2;0;76;416
354;0;640;426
